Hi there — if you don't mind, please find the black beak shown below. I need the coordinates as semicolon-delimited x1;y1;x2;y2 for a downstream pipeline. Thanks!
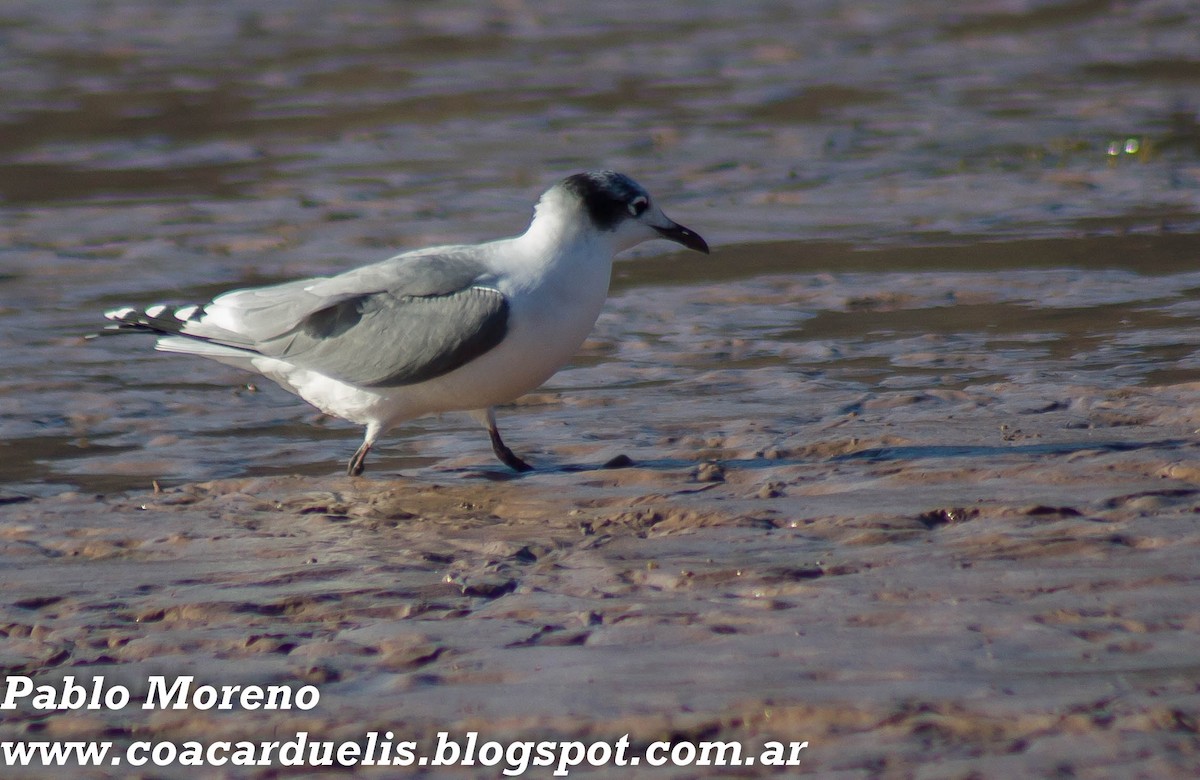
653;221;710;254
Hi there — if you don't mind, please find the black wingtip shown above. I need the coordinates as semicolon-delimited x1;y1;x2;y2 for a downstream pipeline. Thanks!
100;303;207;337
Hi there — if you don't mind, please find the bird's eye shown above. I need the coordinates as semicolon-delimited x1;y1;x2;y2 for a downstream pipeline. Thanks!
628;196;649;217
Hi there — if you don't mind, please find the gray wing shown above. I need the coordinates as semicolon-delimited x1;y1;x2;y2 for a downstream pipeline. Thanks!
207;248;496;338
134;248;510;387
258;284;508;387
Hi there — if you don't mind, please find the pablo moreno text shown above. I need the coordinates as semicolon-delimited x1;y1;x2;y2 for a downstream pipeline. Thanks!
1;675;319;712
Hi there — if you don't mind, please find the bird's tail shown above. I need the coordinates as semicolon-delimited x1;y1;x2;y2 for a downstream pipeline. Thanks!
97;303;206;337
95;304;258;362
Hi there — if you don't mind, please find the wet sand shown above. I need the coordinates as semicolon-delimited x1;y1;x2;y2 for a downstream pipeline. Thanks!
5;375;1200;777
5;0;1200;776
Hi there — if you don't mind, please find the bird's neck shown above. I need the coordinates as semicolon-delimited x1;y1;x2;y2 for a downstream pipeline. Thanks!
495;207;615;305
512;205;614;271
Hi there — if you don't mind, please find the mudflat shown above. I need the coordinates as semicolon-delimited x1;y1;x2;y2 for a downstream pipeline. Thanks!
5;0;1200;775
5;372;1200;776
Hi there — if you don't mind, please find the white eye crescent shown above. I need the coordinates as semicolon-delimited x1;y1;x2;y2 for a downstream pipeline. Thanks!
627;195;649;217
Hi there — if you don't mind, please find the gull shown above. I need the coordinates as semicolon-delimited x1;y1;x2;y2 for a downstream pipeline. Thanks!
102;171;709;476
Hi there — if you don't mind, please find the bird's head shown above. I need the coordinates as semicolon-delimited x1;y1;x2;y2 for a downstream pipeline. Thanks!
535;171;709;255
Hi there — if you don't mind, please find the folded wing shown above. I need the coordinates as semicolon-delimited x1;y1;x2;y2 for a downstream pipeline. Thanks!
104;250;509;388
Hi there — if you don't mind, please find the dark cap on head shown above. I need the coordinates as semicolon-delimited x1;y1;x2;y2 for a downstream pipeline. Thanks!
558;170;708;254
560;171;649;231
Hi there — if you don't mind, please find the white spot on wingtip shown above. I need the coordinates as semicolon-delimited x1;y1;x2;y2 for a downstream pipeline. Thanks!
145;304;167;319
174;305;198;321
105;307;136;320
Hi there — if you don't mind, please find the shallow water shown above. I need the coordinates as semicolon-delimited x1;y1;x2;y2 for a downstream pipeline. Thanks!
2;0;1200;497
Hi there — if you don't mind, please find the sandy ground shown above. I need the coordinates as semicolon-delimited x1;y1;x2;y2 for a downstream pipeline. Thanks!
4;380;1200;778
4;2;1200;776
